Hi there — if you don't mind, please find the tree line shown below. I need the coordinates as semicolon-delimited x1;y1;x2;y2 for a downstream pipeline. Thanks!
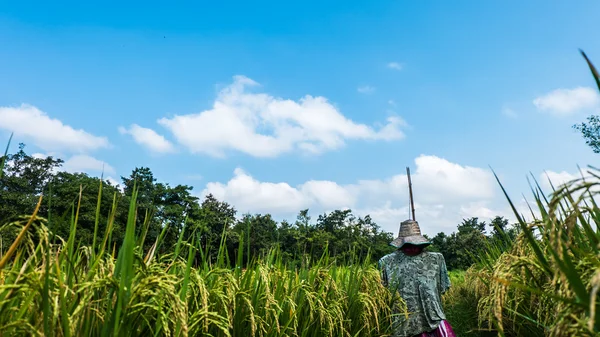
0;143;517;270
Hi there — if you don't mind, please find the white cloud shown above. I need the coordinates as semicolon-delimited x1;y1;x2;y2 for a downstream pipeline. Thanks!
300;180;356;210
157;76;404;158
357;85;376;94
533;87;599;116
459;202;498;220
201;155;500;236
539;168;600;198
513;168;600;223
31;153;48;159
508;197;541;224
387;62;403;71
204;158;600;236
540;170;579;191
204;167;309;214
105;176;124;192
119;124;175;154
62;154;116;175
0;104;109;152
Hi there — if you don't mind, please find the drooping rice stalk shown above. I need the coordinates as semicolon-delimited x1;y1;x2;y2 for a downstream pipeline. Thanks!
470;167;600;337
0;173;403;336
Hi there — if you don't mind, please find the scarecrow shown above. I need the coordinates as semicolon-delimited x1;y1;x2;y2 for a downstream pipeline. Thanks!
378;168;456;337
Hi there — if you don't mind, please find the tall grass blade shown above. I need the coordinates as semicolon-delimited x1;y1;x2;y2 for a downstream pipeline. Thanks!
0;133;13;180
92;177;103;257
104;182;139;337
580;49;600;92
0;195;43;269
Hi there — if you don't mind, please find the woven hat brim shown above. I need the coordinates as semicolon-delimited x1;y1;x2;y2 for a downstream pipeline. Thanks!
390;235;431;249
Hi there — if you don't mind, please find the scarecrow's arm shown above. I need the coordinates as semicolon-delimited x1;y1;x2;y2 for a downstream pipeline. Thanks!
438;254;451;294
378;260;389;287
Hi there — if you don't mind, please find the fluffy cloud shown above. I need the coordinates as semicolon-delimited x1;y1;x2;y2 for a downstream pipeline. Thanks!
105;176;124;192
119;124;175;154
0;104;122;185
204;167;309;214
22;152;116;179
201;155;500;236
156;76;404;158
0;104;109;152
495;168;600;224
204;157;596;236
357;85;376;94
387;62;403;71
62;154;116;175
540;170;580;191
539;168;600;199
533;87;599;116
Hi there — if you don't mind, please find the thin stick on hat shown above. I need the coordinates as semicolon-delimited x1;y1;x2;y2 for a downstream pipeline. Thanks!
406;167;416;221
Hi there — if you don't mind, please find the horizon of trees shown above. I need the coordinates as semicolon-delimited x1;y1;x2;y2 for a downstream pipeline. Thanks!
0;143;518;270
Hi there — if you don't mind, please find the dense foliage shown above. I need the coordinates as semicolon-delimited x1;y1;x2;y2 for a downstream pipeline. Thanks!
0;143;512;272
0;187;404;336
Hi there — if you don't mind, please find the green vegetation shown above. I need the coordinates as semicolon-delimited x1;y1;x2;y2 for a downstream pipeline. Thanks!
0;143;399;268
573;50;600;154
0;141;509;273
443;270;486;337
0;166;404;336
1;50;600;336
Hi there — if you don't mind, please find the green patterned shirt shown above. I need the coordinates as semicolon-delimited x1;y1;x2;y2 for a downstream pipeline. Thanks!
378;250;451;337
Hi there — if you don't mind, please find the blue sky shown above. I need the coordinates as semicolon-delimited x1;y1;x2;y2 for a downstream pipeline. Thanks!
1;1;599;235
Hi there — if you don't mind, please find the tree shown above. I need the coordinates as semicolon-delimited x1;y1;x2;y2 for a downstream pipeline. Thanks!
573;50;600;153
40;171;128;248
489;216;508;237
194;194;237;263
0;143;63;222
457;217;486;234
316;209;354;258
0;142;522;271
573;115;600;153
153;183;198;248
295;209;312;256
357;215;395;262
276;219;300;263
234;213;278;262
120;167;201;251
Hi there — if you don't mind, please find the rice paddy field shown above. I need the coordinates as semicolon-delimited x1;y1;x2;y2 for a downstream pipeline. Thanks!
0;188;404;337
2;54;600;337
1;163;600;337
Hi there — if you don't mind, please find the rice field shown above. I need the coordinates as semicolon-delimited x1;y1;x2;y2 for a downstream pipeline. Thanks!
2;160;600;337
472;167;600;337
0;181;408;336
2;152;600;337
2;52;600;336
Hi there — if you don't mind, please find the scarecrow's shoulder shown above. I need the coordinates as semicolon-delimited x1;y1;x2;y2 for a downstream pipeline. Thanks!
421;251;445;264
378;250;401;266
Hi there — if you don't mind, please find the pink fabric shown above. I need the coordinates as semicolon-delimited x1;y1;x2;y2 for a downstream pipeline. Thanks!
412;320;456;337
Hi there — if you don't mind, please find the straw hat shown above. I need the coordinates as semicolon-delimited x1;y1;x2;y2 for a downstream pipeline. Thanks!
390;219;431;249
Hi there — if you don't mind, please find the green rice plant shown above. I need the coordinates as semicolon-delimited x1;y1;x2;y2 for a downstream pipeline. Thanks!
0;172;405;336
471;167;600;337
454;50;600;337
443;269;497;337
